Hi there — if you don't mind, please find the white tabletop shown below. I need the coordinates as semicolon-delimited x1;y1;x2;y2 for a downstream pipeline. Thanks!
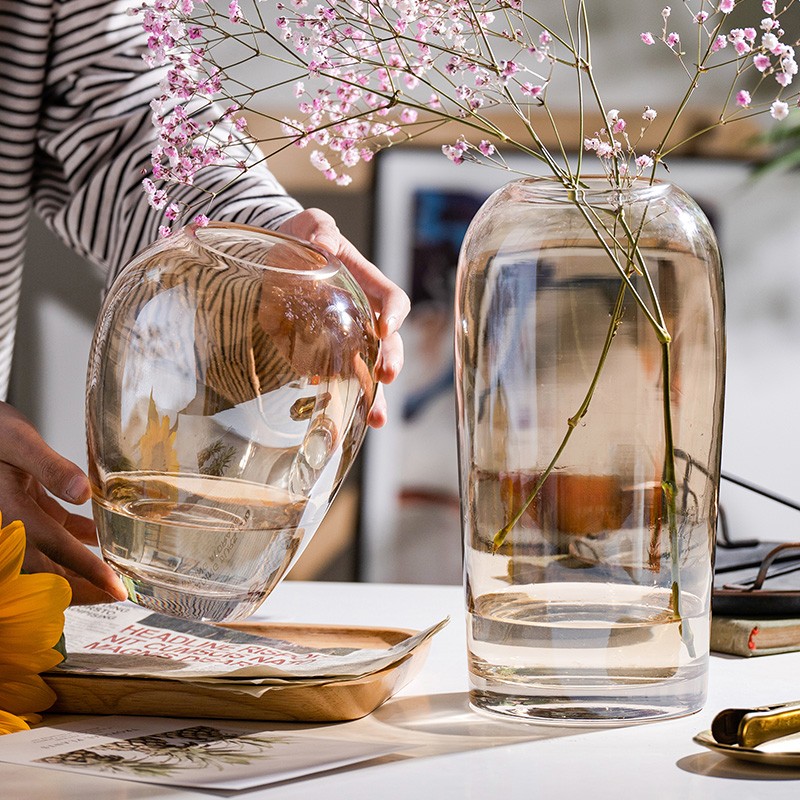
4;580;800;798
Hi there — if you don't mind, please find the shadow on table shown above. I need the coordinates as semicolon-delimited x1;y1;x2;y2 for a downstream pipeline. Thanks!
366;691;609;755
179;693;629;796
678;752;800;781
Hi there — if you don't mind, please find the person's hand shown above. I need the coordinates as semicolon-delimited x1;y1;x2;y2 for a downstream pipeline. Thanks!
0;402;127;604
278;209;410;428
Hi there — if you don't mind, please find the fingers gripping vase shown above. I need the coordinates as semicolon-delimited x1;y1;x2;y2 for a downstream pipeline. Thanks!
86;222;379;621
455;178;725;723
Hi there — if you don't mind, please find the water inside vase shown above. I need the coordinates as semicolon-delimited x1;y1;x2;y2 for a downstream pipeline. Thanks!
94;471;309;621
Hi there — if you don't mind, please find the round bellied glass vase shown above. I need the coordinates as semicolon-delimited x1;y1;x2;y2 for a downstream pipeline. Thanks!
86;222;379;622
455;177;725;724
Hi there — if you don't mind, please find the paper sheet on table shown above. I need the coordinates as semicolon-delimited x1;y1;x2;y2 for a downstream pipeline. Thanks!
54;603;448;682
0;716;399;790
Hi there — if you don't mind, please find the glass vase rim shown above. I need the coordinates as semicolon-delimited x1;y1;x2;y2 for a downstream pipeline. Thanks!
185;220;341;279
508;175;677;205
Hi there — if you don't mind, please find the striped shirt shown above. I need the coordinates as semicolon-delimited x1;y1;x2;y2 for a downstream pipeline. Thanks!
0;0;302;399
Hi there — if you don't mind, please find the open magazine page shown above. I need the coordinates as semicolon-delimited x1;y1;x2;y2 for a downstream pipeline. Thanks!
55;604;448;682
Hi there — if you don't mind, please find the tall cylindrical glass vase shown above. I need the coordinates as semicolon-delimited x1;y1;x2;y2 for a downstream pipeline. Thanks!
455;178;725;723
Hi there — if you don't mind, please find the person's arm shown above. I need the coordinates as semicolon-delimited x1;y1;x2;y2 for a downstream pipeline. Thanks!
11;0;406;602
34;1;302;277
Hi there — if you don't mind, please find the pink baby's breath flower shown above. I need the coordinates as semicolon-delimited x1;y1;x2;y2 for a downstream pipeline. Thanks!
164;202;181;221
666;32;680;48
158;225;172;238
771;100;790;119
500;60;519;78
694;11;709;23
762;32;780;52
736;89;752;107
310;150;331;171
718;0;735;13
521;82;543;98
478;140;495;156
193;214;210;227
641;32;655;45
613;119;626;134
228;0;242;23
642;106;658;121
142;177;168;210
443;140;467;164
596;141;614;158
635;154;654;169
341;148;360;168
754;54;772;71
763;0;776;12
711;35;727;52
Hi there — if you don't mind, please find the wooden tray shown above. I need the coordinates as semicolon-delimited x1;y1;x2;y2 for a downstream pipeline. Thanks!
44;622;430;723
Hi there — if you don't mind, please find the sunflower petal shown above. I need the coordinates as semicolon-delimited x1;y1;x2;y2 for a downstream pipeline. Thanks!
0;709;30;735
0;573;70;654
0;646;64;674
0;671;56;715
0;521;25;589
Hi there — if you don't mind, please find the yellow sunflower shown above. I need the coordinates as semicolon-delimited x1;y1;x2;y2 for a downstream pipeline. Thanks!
0;515;71;734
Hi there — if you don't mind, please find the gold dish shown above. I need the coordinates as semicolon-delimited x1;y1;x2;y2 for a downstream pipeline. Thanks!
45;622;430;723
694;729;800;768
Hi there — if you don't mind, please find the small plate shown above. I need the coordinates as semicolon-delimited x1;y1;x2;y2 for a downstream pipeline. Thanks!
694;729;800;768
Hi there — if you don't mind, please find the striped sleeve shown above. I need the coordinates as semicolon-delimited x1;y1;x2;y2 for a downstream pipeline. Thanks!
0;0;51;397
33;0;302;286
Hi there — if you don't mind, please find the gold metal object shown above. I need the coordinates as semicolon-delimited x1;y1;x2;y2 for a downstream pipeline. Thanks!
711;702;800;748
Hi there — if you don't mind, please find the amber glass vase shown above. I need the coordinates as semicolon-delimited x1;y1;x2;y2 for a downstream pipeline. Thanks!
455;178;725;723
86;222;379;621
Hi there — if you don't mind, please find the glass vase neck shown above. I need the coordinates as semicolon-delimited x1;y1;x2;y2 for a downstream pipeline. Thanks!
510;176;673;208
